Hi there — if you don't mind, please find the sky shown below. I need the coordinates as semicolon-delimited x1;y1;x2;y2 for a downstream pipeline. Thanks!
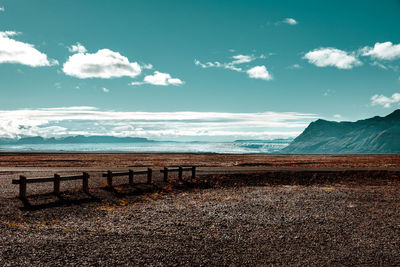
0;0;399;141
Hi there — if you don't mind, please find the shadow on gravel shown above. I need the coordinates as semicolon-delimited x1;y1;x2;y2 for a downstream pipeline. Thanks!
19;192;101;211
101;183;157;198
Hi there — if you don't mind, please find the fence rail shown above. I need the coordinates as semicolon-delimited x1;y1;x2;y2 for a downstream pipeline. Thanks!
160;166;196;181
102;168;152;187
12;172;90;199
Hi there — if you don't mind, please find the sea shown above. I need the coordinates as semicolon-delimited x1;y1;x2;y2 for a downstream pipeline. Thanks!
0;140;291;154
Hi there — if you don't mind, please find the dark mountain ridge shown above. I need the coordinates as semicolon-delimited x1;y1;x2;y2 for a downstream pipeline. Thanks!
281;109;400;154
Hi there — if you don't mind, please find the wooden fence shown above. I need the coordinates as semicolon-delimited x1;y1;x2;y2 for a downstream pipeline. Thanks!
12;172;90;199
102;168;152;188
12;166;197;199
160;166;196;182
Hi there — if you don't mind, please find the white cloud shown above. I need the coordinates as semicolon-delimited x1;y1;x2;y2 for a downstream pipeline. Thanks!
63;49;141;79
333;114;341;119
195;54;257;72
323;89;335;97
195;54;272;80
131;71;183;86
224;64;243;72
231;54;255;64
283;18;298;25
288;64;302;69
0;31;58;67
130;81;145;86
142;63;153;69
194;59;222;69
166;78;183;85
0;31;17;36
0;7;4;12
68;42;87;53
195;59;240;71
361;42;400;61
369;61;399;71
0;107;317;141
371;93;400;108
102;87;110;93
370;61;388;70
303;48;362;69
143;71;183;86
246;65;273;80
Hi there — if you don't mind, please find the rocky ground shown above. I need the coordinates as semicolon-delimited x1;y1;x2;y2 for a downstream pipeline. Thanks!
0;154;399;266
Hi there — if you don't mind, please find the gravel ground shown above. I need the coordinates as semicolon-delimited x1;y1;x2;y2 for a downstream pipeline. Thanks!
0;174;399;266
0;154;399;266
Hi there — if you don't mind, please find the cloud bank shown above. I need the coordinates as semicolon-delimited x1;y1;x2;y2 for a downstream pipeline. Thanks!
0;31;58;67
0;107;317;141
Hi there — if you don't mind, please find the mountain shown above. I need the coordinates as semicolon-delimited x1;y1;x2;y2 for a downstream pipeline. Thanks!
0;135;154;145
281;109;400;154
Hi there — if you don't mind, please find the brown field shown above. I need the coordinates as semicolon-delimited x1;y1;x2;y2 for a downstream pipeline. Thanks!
0;153;399;266
0;152;399;168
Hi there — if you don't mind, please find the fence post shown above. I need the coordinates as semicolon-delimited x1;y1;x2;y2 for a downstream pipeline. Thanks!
54;174;61;195
107;170;113;187
178;166;183;181
129;169;134;186
19;176;27;199
82;172;89;193
163;167;168;182
147;168;152;184
192;166;196;180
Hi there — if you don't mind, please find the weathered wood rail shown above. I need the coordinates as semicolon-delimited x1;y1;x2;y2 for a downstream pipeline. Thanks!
12;172;90;199
102;168;152;187
160;166;196;182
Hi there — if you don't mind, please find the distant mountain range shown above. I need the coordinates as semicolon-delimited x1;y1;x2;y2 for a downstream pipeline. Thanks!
0;135;153;145
281;109;400;154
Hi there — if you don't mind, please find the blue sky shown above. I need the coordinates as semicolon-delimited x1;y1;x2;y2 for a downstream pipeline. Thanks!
0;0;399;140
